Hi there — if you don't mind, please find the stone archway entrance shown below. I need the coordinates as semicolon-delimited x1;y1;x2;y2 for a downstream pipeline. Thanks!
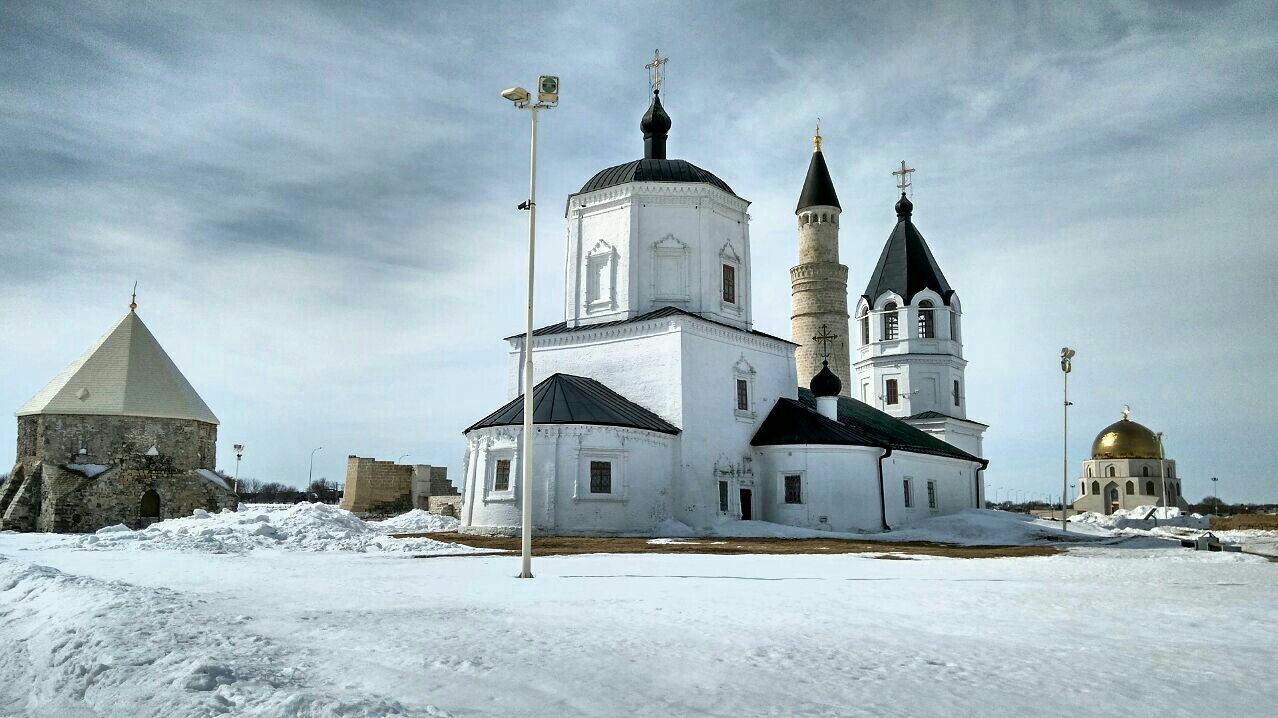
140;489;161;527
1104;482;1120;515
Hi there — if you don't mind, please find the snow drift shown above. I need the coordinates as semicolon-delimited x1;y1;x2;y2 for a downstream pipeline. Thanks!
79;503;475;554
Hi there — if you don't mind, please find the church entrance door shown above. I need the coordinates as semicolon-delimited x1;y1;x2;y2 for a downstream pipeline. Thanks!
740;489;753;521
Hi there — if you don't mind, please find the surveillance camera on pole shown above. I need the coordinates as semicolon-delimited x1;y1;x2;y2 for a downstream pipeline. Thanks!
501;74;560;580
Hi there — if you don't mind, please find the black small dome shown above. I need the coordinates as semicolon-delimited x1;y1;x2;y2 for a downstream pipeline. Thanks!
895;192;913;219
640;90;672;136
809;360;842;398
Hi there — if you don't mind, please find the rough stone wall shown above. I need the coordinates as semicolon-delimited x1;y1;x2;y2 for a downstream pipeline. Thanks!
341;456;414;515
791;210;851;396
21;414;217;471
2;414;234;533
427;495;463;517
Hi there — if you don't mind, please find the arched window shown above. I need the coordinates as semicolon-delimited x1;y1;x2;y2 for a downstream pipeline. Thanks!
1125;481;1134;495
917;300;935;338
1145;480;1155;495
882;303;899;340
1106;465;1115;478
1166;466;1173;478
1079;482;1085;494
858;309;869;346
1086;466;1092;478
1091;481;1100;494
949;310;959;341
1142;466;1150;477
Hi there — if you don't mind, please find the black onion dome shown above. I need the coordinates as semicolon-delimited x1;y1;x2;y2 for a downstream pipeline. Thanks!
575;159;736;197
895;191;913;218
640;90;672;137
809;360;842;398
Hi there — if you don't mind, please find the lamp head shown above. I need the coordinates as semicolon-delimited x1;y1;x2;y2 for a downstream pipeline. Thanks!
501;86;530;104
537;75;559;104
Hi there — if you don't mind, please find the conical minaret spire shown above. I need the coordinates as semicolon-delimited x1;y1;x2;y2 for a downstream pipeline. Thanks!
790;126;850;397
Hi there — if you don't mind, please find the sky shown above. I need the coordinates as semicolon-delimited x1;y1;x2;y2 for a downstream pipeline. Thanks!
2;1;1276;502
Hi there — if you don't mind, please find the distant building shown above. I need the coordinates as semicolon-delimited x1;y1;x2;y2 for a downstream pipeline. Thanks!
340;456;459;517
0;303;237;532
1072;408;1187;515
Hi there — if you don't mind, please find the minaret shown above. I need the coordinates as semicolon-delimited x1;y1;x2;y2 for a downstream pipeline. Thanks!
790;124;851;396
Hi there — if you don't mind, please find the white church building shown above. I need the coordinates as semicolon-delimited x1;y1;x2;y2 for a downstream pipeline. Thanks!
459;83;987;535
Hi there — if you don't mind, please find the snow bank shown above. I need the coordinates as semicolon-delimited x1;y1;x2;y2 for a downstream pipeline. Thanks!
1070;506;1210;530
0;555;431;717
78;503;477;555
371;509;460;534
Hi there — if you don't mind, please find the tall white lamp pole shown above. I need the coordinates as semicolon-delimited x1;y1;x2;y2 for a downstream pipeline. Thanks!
308;446;323;491
1060;347;1075;530
1157;432;1168;516
502;76;559;579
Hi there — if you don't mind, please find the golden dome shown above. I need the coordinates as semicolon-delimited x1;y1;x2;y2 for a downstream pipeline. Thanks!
1091;410;1162;459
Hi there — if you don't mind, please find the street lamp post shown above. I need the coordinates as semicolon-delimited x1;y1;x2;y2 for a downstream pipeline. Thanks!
233;444;245;495
1156;432;1168;516
1211;476;1219;513
502;76;559;580
397;453;410;464
308;446;324;494
1060;347;1075;530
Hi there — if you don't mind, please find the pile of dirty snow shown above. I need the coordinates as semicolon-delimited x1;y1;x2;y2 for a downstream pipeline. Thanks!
1070;506;1210;530
371;509;460;534
78;503;476;554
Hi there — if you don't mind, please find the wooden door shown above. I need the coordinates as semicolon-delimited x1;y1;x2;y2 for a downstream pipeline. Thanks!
740;488;752;521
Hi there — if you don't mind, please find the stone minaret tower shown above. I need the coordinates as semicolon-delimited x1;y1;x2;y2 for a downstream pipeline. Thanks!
790;128;851;396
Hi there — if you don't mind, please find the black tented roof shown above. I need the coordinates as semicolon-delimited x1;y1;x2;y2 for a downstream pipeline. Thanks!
862;197;954;305
464;373;680;436
572;159;736;200
796;150;840;212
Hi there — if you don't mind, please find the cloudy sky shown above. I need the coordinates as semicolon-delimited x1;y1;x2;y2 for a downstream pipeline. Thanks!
3;1;1276;502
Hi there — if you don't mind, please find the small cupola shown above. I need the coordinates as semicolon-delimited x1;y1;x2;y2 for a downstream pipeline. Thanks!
895;191;913;220
810;360;842;421
640;90;671;160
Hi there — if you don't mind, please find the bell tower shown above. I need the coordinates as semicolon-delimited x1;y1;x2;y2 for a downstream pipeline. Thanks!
790;124;851;396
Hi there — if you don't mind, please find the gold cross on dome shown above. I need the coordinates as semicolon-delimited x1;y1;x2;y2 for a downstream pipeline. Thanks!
646;49;668;92
813;324;838;359
892;160;915;193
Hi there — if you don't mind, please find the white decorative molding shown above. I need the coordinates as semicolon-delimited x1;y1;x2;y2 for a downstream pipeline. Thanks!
651;233;690;301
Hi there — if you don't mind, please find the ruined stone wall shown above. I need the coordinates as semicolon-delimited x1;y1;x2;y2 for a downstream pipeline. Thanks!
22;414;217;471
340;456;413;515
427;495;462;517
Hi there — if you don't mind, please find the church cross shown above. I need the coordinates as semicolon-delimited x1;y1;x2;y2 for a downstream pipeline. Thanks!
892;160;915;193
645;49;669;92
813;324;838;359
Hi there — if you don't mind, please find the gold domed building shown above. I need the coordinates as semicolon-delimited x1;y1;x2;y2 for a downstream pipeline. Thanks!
1071;408;1186;515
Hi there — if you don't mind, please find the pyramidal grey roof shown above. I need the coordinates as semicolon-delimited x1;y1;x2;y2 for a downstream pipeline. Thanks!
465;374;679;435
16;311;219;424
862;194;954;305
796;149;840;212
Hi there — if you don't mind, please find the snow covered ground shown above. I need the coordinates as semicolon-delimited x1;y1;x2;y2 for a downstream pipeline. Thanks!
1;509;1276;717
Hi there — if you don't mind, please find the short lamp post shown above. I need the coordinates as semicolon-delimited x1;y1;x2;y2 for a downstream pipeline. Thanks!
1060;347;1075;530
233;443;245;495
502;75;559;580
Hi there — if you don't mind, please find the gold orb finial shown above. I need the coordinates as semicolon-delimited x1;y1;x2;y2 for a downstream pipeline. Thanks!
813;118;822;152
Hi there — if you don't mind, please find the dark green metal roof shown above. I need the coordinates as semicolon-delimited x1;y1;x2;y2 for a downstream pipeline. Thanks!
505;305;795;346
751;389;984;464
465;373;680;435
573;158;736;199
796;149;840;212
862;193;954;305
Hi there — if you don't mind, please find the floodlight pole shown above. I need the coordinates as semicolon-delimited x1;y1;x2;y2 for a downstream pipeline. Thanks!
1157;433;1168;516
1061;348;1074;531
518;104;541;579
1211;476;1219;512
233;443;244;495
308;446;323;491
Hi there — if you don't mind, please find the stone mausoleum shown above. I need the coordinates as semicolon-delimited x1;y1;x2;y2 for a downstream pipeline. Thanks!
0;303;237;532
1072;408;1187;515
340;456;460;518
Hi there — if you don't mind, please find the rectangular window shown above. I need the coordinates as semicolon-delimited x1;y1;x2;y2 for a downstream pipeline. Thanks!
950;312;958;341
589;461;612;494
494;459;511;491
784;475;802;504
886;379;899;405
860;316;869;346
718;480;729;512
953;380;961;407
927;480;938;510
735;378;749;411
722;264;736;304
903;478;913;508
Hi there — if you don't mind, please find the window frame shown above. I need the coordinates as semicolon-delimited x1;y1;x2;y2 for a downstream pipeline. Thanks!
882;302;900;341
926;479;938;511
783;474;803;505
574;449;627;501
735;378;749;412
903;477;914;508
886;379;900;406
721;263;737;305
718;480;729;513
953;379;961;407
589;460;612;494
917;300;935;338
